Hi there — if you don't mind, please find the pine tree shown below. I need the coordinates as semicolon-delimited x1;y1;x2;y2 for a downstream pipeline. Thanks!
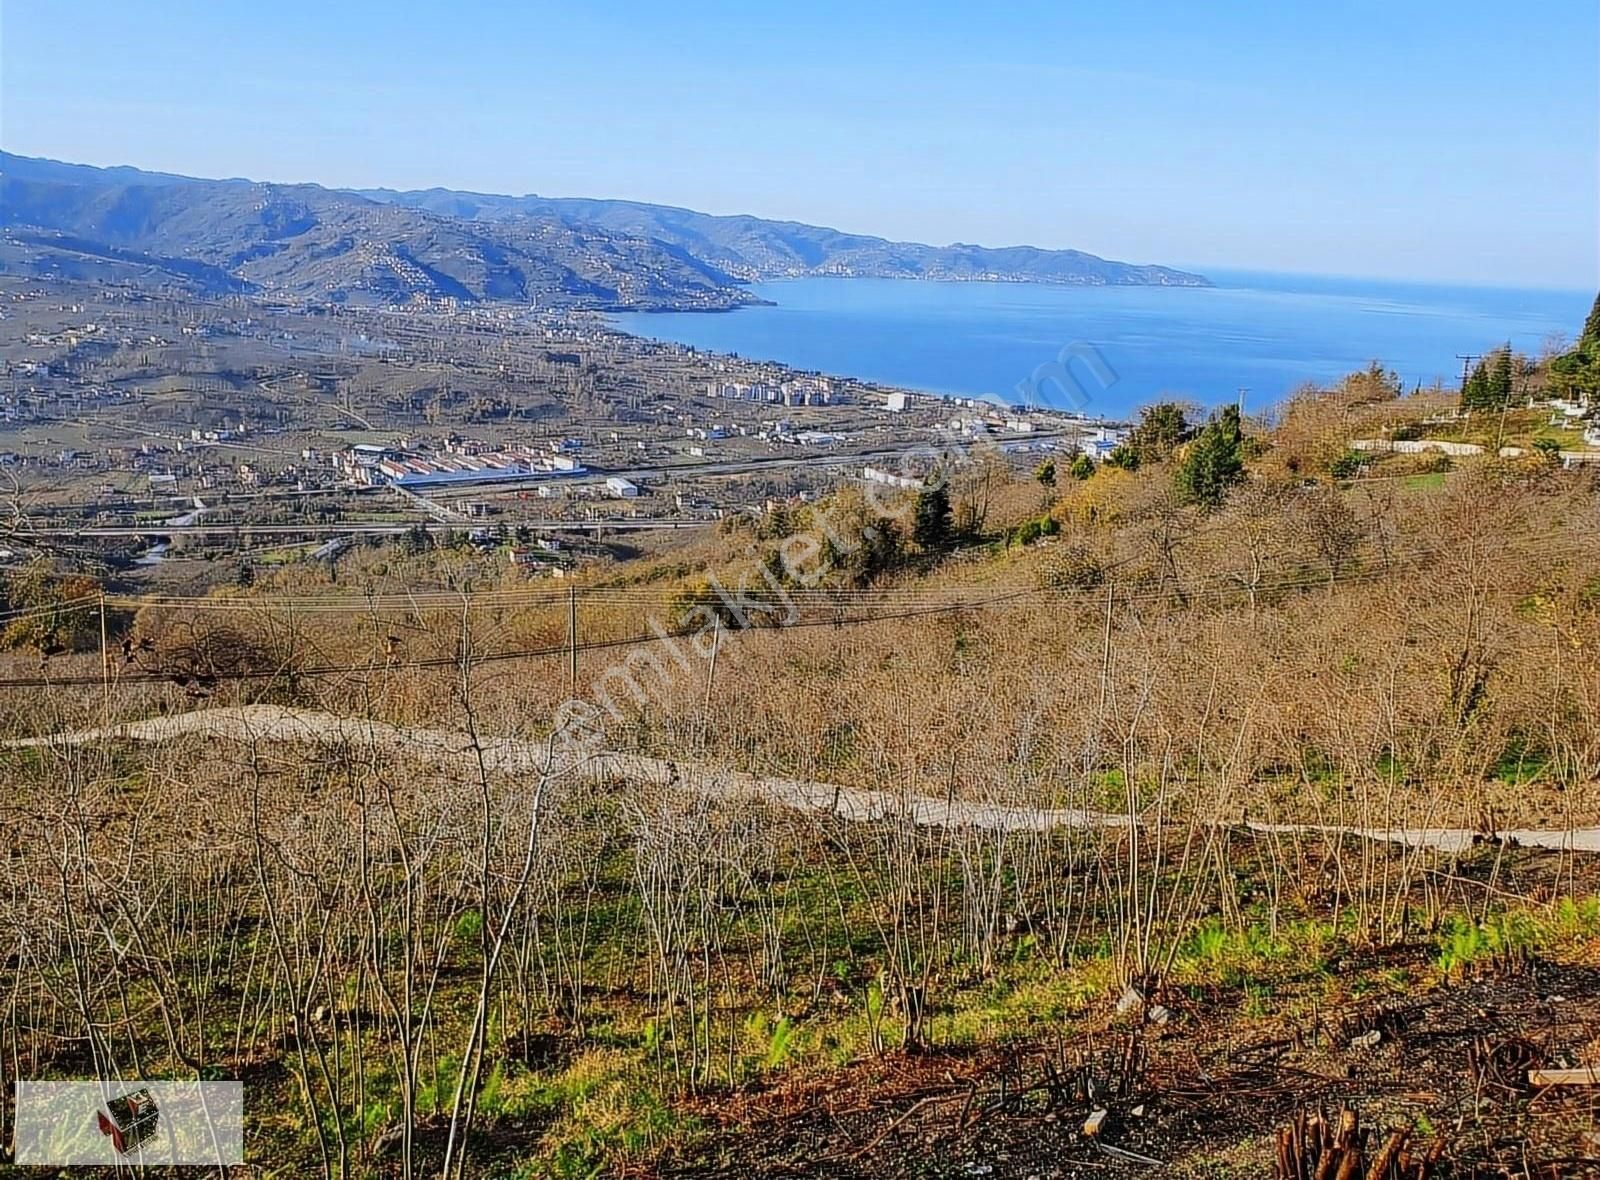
1127;401;1190;465
1460;358;1492;412
1175;405;1246;509
1104;445;1140;471
1548;292;1600;403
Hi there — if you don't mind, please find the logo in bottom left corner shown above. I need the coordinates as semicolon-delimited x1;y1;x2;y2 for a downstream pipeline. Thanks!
14;1079;243;1165
95;1087;161;1154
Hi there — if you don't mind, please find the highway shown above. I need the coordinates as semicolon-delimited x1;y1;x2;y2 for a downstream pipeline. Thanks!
31;427;1083;540
408;427;1080;501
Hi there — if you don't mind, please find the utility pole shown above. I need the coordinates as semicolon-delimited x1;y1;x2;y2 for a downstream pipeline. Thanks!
567;584;578;697
99;592;110;721
1455;354;1480;391
700;617;720;752
1236;387;1249;414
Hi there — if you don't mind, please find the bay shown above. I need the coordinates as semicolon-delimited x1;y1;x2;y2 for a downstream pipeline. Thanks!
610;271;1592;420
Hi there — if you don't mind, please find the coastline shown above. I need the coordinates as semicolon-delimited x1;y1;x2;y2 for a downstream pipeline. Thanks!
607;274;1592;416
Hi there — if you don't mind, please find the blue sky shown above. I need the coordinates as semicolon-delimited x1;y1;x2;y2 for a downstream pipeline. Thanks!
2;1;1595;288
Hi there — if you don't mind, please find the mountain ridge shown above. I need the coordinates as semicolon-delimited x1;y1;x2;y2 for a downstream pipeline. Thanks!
356;185;1210;287
0;154;757;310
0;152;1209;308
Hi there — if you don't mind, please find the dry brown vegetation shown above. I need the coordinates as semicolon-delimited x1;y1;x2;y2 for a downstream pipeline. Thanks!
1;387;1599;1177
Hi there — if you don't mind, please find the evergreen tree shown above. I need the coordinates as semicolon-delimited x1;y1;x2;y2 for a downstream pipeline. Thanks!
1460;358;1492;411
1033;458;1056;489
1126;401;1190;464
1489;346;1514;408
1460;345;1516;412
1551;349;1600;402
1175;405;1246;509
1067;453;1096;481
1549;293;1600;404
912;483;953;552
1103;445;1140;471
1580;291;1600;356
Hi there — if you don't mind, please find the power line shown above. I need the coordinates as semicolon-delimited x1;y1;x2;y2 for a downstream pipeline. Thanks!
0;590;1034;688
0;596;102;623
7;532;1596;691
80;528;1599;615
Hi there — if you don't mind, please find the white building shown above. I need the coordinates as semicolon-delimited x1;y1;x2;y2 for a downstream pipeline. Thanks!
885;392;910;413
862;466;924;490
605;477;639;498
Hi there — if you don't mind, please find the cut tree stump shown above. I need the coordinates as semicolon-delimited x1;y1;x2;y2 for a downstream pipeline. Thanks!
1273;1107;1442;1180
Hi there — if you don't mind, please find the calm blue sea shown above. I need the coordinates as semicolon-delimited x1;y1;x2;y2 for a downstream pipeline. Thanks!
610;272;1592;420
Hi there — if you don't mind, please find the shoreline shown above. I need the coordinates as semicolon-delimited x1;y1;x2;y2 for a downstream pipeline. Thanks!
627;271;1215;317
605;273;1591;413
598;312;1130;426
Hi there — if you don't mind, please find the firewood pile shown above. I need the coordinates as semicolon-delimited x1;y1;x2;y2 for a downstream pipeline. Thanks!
1274;1107;1443;1180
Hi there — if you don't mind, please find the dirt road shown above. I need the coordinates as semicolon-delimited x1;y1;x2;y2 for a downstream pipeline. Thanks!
12;705;1599;851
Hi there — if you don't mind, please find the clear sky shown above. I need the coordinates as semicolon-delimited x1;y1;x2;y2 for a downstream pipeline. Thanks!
2;1;1595;289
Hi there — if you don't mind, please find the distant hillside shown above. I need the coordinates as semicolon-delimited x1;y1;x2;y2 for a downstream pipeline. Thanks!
0;154;757;310
0;153;1208;308
359;188;1210;287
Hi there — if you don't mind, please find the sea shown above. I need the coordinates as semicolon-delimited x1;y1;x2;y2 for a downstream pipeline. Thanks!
609;271;1592;421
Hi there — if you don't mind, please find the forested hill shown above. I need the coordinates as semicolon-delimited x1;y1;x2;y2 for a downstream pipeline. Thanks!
0;152;757;310
358;187;1210;287
0;153;1207;307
